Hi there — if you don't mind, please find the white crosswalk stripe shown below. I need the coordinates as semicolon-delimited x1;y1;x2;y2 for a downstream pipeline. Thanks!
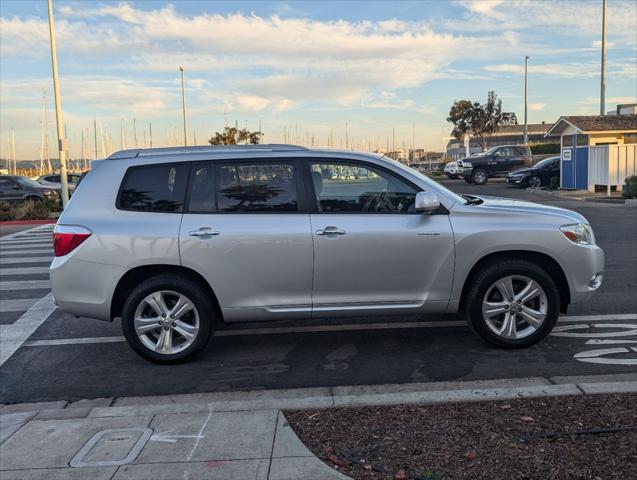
0;280;51;290
0;256;52;265
0;249;53;255
0;225;57;365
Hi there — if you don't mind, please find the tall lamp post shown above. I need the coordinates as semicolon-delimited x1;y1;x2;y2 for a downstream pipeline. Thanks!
47;0;70;207
600;0;607;115
179;66;188;147
524;55;529;145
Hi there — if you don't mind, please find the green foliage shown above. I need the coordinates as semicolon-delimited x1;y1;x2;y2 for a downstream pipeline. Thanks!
530;143;560;154
209;127;262;145
549;176;560;190
447;91;517;150
623;175;637;199
0;199;60;221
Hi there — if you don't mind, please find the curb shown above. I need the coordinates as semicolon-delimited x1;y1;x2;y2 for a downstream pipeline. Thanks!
3;374;635;419
0;219;57;226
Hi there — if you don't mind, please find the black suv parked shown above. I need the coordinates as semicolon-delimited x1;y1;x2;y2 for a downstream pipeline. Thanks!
0;175;60;203
458;145;532;185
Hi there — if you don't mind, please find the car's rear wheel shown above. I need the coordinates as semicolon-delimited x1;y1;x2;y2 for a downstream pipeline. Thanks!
121;274;214;364
471;169;488;185
465;259;560;348
528;176;542;188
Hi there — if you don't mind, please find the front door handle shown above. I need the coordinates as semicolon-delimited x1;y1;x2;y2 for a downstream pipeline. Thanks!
315;226;346;236
188;227;220;238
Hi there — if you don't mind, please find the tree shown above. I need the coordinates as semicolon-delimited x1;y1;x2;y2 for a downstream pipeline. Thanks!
209;126;262;145
447;91;517;151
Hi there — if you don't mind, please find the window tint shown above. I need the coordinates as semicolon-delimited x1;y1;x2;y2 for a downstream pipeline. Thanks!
217;162;297;213
188;163;216;213
514;147;528;156
0;178;15;190
310;162;418;213
119;164;189;213
48;175;61;182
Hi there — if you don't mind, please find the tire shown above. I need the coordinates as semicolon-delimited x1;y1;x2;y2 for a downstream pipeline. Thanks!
121;274;215;364
527;176;542;189
464;259;560;349
471;169;488;185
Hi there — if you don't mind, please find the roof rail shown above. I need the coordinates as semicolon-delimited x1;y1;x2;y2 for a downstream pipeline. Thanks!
106;144;308;160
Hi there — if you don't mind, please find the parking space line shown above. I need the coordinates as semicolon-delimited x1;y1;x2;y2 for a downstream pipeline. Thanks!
17;314;637;348
0;293;57;366
559;314;637;322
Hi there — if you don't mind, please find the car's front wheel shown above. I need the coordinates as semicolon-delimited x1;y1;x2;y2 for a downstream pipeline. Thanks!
465;259;560;348
121;274;214;363
527;176;542;188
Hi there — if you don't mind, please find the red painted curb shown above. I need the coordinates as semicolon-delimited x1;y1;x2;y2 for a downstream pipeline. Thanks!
0;219;57;226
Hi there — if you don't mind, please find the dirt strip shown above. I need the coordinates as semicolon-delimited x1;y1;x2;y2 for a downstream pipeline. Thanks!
286;393;637;480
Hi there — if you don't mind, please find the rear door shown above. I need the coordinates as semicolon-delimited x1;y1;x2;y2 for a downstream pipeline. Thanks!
307;159;454;317
494;147;513;174
179;159;313;322
0;178;21;202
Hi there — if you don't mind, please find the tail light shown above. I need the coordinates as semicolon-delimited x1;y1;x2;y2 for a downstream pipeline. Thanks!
53;225;92;257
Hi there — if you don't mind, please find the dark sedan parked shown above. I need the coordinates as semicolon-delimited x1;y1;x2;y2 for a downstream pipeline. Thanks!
0;175;60;203
506;156;561;188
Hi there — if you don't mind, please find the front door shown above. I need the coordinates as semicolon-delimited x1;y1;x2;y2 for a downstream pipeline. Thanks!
179;159;313;322
307;160;455;317
0;178;21;202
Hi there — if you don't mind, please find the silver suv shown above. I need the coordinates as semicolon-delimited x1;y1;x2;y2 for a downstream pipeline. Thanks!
50;145;604;363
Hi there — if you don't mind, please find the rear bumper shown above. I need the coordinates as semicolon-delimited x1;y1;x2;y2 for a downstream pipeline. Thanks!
50;256;125;321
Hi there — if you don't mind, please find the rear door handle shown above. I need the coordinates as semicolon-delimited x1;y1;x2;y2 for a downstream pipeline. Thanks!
315;226;346;236
188;227;220;238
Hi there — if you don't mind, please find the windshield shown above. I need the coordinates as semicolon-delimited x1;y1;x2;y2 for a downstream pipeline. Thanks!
534;157;559;169
382;157;465;205
14;176;42;188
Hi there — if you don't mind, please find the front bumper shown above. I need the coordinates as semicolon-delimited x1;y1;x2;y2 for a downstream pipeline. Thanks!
458;167;473;178
561;244;605;304
506;176;525;184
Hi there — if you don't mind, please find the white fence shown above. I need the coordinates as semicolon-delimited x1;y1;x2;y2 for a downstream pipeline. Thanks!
588;144;637;194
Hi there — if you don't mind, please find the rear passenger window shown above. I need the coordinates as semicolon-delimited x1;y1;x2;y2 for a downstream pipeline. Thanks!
118;164;189;213
217;162;297;213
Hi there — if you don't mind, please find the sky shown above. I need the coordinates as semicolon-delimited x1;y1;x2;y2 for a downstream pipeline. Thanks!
1;0;636;160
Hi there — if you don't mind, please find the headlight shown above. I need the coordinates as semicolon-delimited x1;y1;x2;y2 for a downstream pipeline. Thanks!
42;190;54;196
560;223;595;245
461;161;472;168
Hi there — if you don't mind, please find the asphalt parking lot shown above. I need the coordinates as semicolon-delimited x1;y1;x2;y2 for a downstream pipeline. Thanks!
1;180;635;404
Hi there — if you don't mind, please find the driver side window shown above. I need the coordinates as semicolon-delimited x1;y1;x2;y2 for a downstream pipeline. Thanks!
310;162;418;214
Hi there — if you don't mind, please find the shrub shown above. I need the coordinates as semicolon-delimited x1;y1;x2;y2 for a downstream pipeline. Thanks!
549;176;560;190
623;175;637;199
0;199;60;221
530;143;560;155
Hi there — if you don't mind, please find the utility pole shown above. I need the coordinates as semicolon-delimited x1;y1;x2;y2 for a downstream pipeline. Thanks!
600;0;607;115
524;55;529;145
179;66;188;146
47;0;69;207
120;119;126;150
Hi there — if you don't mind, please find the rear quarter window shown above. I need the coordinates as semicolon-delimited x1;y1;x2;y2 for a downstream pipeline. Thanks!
118;163;189;213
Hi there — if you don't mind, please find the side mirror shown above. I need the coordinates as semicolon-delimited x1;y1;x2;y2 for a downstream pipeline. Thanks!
12;185;21;190
415;191;440;213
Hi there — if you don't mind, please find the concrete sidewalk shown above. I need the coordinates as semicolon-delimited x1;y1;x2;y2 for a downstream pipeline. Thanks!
1;374;636;480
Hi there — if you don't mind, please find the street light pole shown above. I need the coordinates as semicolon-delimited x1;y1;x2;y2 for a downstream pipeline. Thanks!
47;0;69;207
179;66;188;147
600;0;607;115
524;55;529;145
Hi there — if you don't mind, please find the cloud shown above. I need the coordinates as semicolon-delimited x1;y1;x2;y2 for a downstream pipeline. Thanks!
483;60;636;79
528;103;546;111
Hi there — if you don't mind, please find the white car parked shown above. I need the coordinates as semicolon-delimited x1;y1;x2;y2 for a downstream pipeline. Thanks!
444;161;460;178
37;174;81;194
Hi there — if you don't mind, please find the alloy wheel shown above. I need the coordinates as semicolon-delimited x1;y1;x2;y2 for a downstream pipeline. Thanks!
482;275;547;339
473;171;487;184
133;290;200;355
528;176;542;188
